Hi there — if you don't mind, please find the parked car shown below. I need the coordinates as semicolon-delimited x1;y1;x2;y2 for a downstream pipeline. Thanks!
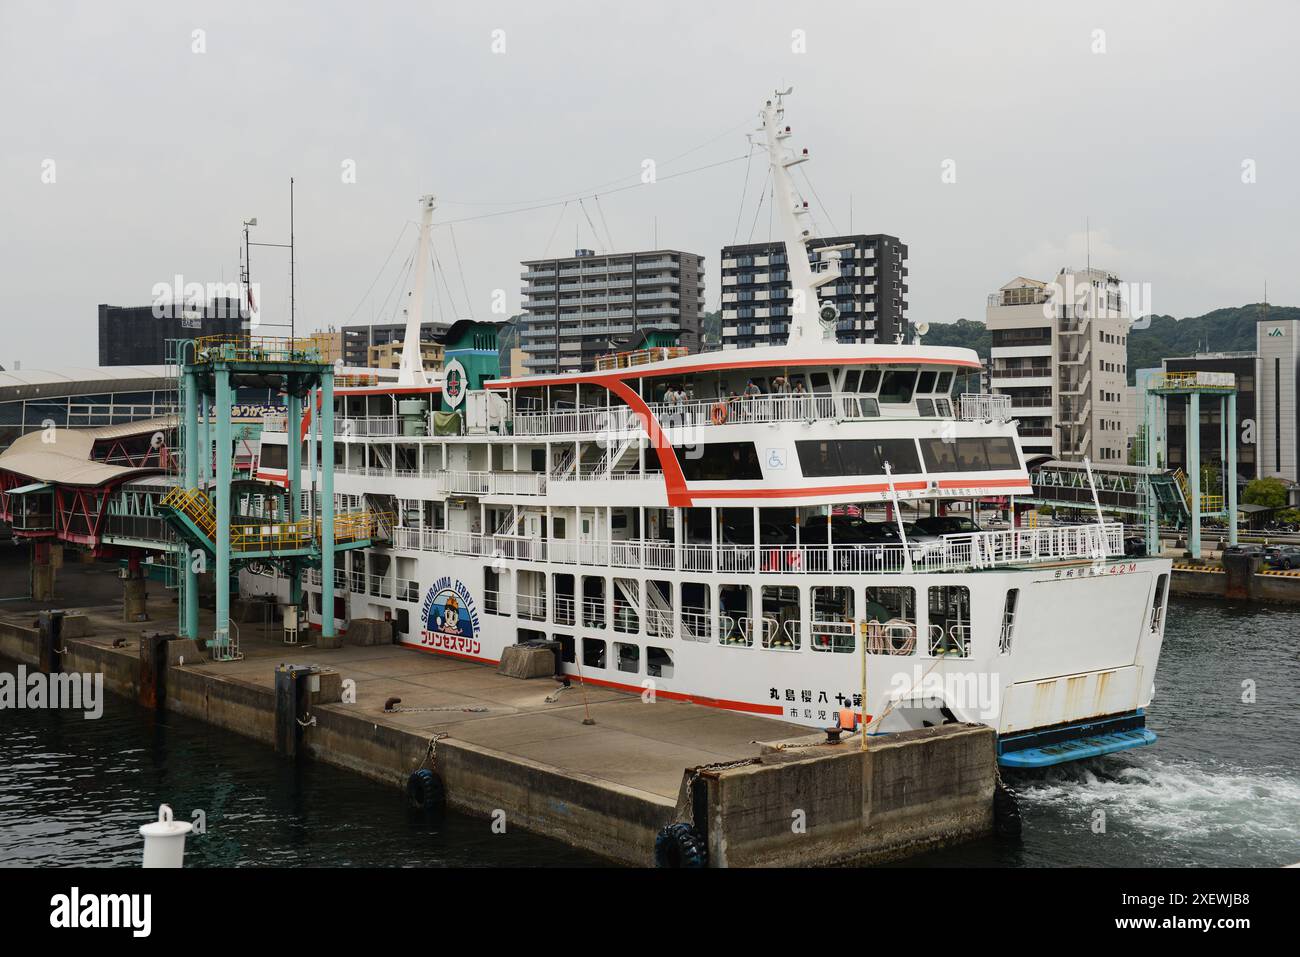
1263;544;1300;569
1123;535;1147;558
907;515;982;545
1224;543;1265;558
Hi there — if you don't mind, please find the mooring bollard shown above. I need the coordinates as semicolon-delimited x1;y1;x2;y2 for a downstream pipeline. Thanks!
138;632;174;711
274;663;313;758
36;609;65;675
139;804;192;868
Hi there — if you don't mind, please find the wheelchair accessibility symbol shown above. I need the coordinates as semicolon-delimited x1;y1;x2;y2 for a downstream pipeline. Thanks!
766;448;787;470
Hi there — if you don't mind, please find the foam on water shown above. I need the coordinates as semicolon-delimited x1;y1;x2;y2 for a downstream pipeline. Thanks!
1011;750;1300;866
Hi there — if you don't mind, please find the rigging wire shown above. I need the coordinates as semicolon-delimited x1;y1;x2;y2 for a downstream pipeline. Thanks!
577;198;603;254
448;224;475;319
797;165;838;235
435;113;756;210
746;168;771;244
731;143;758;246
541;201;570;258
593;194;616;252
344;222;412;324
432;153;751;227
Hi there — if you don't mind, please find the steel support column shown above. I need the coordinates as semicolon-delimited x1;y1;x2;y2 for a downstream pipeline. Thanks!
1188;391;1201;559
1226;392;1238;547
214;365;233;648
182;370;200;640
320;369;336;638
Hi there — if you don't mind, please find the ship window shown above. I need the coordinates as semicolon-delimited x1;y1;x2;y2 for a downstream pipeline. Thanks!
614;578;640;634
811;586;854;653
553;517;566;538
1150;574;1168;633
260;444;287;469
554;633;575;664
879;370;917;403
760;585;800;651
917;398;936;417
674;442;762;481
862;586;917;656
796;438;921;477
719;583;752;647
936;371;954;394
810;372;831;393
582;637;606;669
615;642;640;674
680;582;711;642
843;370;860;392
647;646;674;679
928;585;971;657
920;437;1019;472
484;567;508;616
859;369;882;393
999;589;1019;655
553;574;575;625
531;449;546;471
917;371;937;393
646;580;673;639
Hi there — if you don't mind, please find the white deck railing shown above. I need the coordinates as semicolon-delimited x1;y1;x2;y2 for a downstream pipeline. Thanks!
959;393;1013;422
386;522;1123;576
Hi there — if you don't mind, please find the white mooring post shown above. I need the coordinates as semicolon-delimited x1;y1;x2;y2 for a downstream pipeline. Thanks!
139;804;193;868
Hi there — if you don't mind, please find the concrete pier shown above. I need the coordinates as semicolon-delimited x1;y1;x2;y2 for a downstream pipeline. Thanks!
0;556;999;867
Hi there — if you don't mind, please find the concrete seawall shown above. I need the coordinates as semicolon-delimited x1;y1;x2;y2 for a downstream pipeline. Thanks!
1;606;997;867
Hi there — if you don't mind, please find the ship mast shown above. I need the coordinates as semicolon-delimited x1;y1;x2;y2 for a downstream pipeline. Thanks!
759;90;842;344
398;194;437;386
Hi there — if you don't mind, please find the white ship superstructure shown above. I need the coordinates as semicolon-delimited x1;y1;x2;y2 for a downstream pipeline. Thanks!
244;93;1170;767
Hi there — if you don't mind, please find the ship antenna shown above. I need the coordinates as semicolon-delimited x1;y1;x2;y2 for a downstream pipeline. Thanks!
398;194;437;386
760;89;840;345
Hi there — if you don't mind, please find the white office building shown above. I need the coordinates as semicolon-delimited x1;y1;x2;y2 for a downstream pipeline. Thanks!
1256;313;1300;491
986;267;1132;463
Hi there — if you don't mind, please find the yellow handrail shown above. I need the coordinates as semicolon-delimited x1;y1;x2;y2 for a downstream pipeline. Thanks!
163;486;391;551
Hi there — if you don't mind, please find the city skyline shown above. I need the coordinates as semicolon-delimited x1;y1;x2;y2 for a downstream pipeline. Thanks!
2;1;1296;368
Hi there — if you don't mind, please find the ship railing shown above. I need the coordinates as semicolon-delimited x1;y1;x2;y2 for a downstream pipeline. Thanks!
928;624;971;658
581;597;606;629
337;416;400;437
517;593;546;621
863;621;918;656
810;618;855;653
763;618;800;651
680;606;713;642
483;588;504;616
646;607;674;639
718;613;750;646
348;570;365;594
368;573;393;599
513;406;640;437
394;577;419;603
385;522;1124;573
553;594;576;626
437;470;548;496
958;393;1013;423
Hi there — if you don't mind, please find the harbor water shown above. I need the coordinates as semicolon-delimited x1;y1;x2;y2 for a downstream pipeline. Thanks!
1;597;1296;867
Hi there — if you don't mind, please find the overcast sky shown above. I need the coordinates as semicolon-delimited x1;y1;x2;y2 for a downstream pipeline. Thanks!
1;0;1296;368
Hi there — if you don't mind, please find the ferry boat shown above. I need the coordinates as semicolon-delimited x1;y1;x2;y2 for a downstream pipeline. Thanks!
245;93;1170;768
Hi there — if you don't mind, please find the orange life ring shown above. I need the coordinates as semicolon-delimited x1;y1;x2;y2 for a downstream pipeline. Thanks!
710;402;729;426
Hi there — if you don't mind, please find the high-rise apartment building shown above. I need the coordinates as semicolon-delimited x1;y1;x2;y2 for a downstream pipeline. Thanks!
719;234;908;348
986;268;1131;463
519;249;705;374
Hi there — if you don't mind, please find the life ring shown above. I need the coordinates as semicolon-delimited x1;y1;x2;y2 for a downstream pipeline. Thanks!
710;402;729;426
654;821;708;868
407;768;446;816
